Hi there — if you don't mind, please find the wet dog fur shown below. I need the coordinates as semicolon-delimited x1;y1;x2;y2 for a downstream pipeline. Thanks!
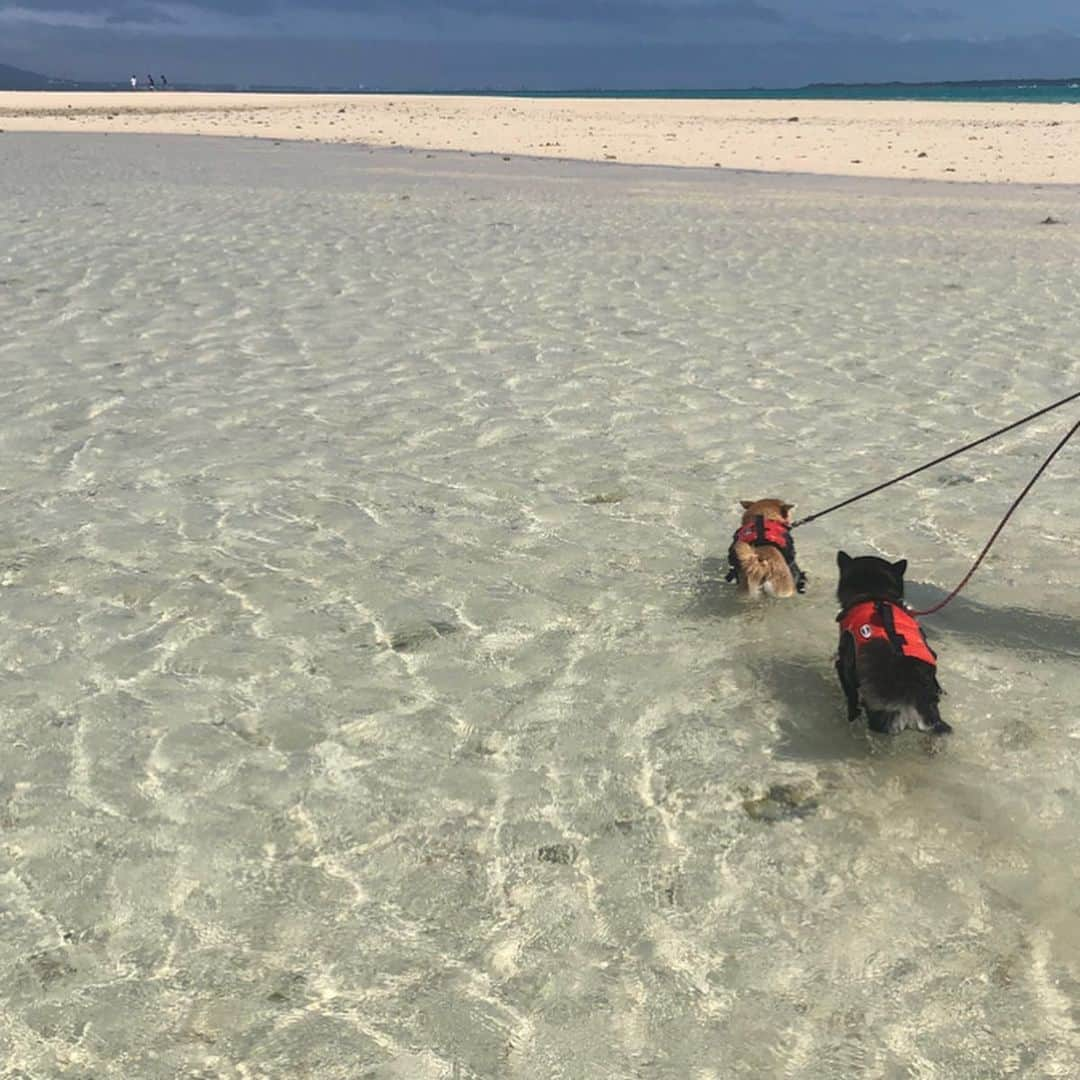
835;551;951;735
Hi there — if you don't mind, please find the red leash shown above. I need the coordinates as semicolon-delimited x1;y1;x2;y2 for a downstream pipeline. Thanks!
909;415;1079;617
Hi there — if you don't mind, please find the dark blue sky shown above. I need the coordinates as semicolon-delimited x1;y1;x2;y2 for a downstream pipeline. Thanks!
4;1;1080;87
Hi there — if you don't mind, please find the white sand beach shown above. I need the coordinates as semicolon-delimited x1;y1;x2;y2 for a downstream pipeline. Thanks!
0;131;1078;1077
4;90;1080;182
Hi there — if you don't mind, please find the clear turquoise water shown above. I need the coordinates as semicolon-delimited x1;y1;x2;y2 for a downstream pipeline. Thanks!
443;80;1080;105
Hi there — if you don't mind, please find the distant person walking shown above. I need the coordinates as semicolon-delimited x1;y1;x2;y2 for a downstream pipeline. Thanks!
160;74;168;89
147;74;155;90
130;75;137;90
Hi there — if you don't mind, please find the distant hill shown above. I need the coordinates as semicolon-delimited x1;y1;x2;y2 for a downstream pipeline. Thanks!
0;62;118;90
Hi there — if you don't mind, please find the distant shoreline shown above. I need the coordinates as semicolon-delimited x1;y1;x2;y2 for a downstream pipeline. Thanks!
8;69;1080;104
9;85;1080;105
3;91;1080;183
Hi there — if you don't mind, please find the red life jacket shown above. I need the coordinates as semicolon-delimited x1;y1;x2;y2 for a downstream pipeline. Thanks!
838;600;937;667
734;515;792;553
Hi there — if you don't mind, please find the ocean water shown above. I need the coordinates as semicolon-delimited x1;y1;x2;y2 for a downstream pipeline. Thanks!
424;80;1080;105
1;133;1079;1078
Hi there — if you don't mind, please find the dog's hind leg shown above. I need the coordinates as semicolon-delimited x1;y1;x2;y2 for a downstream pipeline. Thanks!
733;541;767;598
917;701;952;736
866;709;904;735
836;635;860;722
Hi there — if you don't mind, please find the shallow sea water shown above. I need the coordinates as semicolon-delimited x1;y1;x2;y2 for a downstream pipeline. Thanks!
1;134;1079;1078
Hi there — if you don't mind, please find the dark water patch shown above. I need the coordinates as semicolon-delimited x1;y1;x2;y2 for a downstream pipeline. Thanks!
755;657;870;763
758;658;949;762
385;601;463;651
997;718;1040;752
685;556;810;621
537;842;577;865
265;971;309;1006
27;949;77;989
685;555;741;619
742;781;819;823
582;489;628;505
389;619;460;651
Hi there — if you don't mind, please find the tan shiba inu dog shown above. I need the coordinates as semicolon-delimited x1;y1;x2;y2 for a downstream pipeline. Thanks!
726;498;807;598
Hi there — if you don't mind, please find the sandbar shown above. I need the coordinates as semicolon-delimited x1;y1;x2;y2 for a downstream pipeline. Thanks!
3;90;1080;183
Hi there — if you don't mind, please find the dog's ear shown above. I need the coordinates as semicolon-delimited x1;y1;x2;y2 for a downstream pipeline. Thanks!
780;502;795;517
891;558;908;578
837;550;853;569
739;500;754;510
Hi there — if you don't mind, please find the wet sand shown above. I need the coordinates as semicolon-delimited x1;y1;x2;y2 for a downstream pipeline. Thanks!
4;90;1080;182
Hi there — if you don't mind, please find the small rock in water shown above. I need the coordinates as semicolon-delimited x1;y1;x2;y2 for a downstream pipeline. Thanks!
466;731;507;757
389;619;458;651
583;489;628;505
998;720;1038;750
266;971;307;1005
743;781;818;824
538;843;577;865
28;949;76;987
386;602;461;651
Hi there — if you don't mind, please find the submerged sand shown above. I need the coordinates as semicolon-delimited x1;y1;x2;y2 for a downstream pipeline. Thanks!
4;90;1080;183
1;133;1078;1077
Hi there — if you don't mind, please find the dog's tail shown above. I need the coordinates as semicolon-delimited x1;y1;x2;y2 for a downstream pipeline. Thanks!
732;541;794;598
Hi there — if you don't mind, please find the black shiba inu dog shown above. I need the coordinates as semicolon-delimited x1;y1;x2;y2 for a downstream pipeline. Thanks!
835;551;951;736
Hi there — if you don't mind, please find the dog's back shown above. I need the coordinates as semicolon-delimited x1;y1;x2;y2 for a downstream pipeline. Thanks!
731;499;797;598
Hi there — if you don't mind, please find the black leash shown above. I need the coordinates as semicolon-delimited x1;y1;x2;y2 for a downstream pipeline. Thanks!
908;414;1079;616
790;389;1080;530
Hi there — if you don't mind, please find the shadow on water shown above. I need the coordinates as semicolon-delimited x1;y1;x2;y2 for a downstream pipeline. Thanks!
694;560;1080;658
687;555;803;621
753;656;875;763
685;555;743;619
907;581;1080;660
754;657;955;765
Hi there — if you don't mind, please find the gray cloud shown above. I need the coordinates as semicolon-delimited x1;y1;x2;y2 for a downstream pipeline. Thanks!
2;0;269;13
5;0;787;22
841;6;960;26
103;2;180;22
316;0;787;23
